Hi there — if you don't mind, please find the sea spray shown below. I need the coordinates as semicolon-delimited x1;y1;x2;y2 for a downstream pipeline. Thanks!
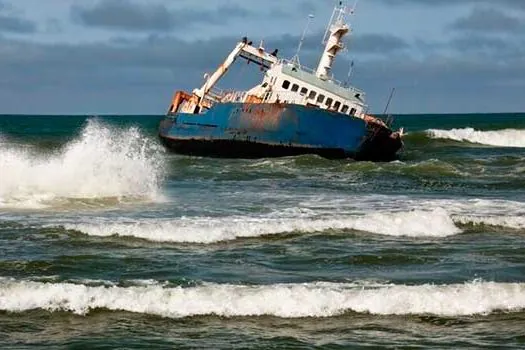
0;119;166;208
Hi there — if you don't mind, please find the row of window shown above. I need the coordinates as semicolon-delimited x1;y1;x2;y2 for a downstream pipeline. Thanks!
281;80;356;115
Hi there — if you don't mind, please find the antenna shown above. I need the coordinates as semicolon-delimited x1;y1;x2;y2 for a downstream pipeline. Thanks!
352;0;359;14
343;60;354;87
383;88;396;115
291;14;315;66
383;87;396;126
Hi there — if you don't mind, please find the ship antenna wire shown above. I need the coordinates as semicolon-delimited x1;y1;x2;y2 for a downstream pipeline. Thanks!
291;14;314;66
344;60;354;87
383;87;396;126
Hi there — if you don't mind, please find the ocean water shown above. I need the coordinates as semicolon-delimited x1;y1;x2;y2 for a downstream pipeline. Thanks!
1;113;525;349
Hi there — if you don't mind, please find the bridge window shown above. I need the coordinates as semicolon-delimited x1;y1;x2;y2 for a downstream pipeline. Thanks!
341;105;349;113
350;108;357;116
300;87;308;96
282;80;290;89
325;98;333;108
334;101;341;110
291;84;299;92
317;94;325;104
308;91;316;100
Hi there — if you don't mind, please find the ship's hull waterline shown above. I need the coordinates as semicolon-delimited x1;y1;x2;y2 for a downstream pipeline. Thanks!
159;102;402;161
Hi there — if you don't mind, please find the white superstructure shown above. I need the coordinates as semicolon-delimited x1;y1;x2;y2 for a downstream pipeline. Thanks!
169;1;368;119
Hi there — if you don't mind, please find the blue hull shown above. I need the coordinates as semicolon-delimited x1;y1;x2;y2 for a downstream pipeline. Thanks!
159;103;402;161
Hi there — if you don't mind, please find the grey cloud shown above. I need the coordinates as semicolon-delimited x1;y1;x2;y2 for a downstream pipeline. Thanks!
350;33;409;54
270;31;409;57
451;8;523;33
73;0;267;32
0;15;36;33
0;2;36;33
0;31;399;114
451;35;513;53
73;0;176;31
348;54;525;113
0;26;523;114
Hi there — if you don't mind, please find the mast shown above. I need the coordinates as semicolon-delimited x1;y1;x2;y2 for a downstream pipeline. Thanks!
316;1;352;80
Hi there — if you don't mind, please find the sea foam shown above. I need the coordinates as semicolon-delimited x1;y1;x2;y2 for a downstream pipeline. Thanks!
1;279;524;317
64;207;460;243
427;128;525;147
0;119;165;208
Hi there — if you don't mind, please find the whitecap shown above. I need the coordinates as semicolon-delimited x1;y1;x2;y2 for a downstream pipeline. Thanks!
427;128;525;148
1;279;523;317
63;207;460;243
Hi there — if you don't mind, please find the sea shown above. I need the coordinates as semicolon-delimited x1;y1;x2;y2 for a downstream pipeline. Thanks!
1;113;525;349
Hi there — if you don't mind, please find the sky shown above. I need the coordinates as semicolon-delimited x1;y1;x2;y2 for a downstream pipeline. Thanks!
0;0;524;115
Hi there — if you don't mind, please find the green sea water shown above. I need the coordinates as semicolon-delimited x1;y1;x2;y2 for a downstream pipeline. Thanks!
1;113;525;349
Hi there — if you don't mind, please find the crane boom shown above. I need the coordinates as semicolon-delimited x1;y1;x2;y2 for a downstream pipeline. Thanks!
193;40;279;100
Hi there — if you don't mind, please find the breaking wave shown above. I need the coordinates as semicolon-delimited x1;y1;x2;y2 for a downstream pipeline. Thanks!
427;128;525;148
63;208;460;243
0;119;165;208
1;278;524;317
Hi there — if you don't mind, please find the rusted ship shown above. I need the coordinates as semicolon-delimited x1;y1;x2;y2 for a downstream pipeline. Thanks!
159;2;403;161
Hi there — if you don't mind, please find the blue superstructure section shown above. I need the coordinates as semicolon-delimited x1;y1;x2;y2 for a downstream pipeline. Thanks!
159;102;370;158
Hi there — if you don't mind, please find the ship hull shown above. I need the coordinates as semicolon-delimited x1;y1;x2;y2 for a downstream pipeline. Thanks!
159;102;402;161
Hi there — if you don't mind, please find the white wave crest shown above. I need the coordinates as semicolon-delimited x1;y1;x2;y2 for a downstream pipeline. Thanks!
427;128;525;147
0;119;165;208
1;279;524;317
64;208;460;243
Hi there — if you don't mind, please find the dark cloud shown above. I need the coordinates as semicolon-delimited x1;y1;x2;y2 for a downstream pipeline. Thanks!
451;8;523;33
350;33;409;54
72;0;176;31
269;31;409;57
0;34;257;114
0;2;36;33
0;15;36;33
73;0;268;32
451;35;513;53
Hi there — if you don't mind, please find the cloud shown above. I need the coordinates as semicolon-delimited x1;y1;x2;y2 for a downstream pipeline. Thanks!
0;15;36;33
269;31;409;57
350;33;409;54
0;0;524;115
0;27;523;115
451;8;524;33
0;2;36;33
72;0;176;31
73;0;265;32
450;35;514;53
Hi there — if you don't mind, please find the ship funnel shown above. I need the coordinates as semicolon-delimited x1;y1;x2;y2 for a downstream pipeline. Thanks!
316;2;351;80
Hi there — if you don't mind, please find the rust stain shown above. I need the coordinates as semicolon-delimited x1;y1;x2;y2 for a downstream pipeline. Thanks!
240;103;284;130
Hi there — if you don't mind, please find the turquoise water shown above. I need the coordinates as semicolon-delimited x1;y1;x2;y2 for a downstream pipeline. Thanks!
1;113;525;348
